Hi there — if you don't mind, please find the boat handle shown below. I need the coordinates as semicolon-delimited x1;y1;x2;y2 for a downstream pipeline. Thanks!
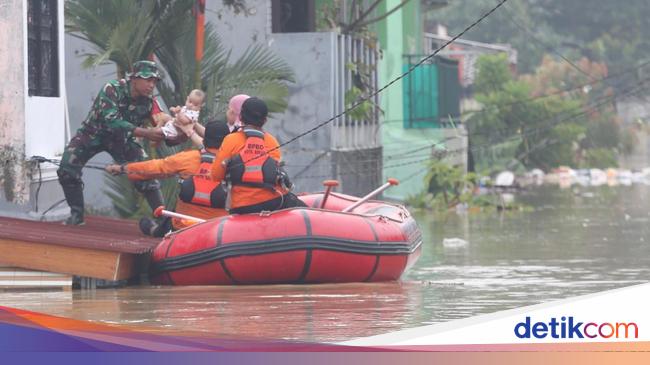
320;180;339;209
342;178;399;213
153;206;206;223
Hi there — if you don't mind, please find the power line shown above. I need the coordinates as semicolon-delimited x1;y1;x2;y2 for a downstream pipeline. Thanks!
293;77;649;180
253;0;510;162
379;57;650;127
499;2;596;80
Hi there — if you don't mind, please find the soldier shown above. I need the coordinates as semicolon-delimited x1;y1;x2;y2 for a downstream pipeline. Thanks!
57;60;167;225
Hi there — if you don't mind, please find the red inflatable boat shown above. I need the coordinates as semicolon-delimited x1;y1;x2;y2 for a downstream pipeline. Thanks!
149;189;421;285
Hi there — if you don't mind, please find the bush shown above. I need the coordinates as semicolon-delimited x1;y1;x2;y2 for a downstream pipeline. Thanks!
583;148;618;169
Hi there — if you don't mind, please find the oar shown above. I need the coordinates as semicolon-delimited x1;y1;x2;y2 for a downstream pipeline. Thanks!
153;206;206;223
320;180;339;208
342;178;399;213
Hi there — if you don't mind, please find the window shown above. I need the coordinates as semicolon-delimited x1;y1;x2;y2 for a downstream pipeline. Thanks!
27;0;59;97
403;55;460;128
271;0;315;33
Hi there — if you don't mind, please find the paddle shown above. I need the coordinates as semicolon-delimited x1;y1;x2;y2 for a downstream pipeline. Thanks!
341;178;399;213
153;206;206;223
320;180;340;208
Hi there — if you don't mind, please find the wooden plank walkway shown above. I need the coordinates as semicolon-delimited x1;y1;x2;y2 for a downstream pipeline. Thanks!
0;216;159;281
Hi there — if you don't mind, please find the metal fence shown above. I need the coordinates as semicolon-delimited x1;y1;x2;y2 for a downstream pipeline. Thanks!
331;34;381;151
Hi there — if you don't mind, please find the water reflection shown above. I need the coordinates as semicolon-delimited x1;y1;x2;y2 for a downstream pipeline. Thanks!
407;185;650;324
1;185;649;342
0;282;424;342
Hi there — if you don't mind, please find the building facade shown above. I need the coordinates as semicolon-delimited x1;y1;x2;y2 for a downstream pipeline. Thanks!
0;0;67;219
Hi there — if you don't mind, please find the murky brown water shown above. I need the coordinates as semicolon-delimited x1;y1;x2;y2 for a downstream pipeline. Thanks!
2;185;650;342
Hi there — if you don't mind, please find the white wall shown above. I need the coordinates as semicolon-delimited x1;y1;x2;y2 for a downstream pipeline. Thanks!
24;0;66;184
0;0;28;204
0;0;67;216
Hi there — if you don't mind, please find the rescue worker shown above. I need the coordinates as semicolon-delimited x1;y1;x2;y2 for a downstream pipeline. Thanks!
57;60;167;225
210;97;306;214
105;121;231;236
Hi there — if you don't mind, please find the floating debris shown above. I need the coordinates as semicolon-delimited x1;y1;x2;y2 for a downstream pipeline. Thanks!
442;238;469;248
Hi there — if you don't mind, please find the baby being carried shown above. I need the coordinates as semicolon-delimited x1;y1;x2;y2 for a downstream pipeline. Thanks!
159;89;205;140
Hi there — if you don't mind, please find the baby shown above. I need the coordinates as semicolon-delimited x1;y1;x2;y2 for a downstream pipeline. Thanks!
159;89;205;141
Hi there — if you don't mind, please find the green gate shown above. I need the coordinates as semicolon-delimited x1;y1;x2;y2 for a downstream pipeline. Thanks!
402;56;460;128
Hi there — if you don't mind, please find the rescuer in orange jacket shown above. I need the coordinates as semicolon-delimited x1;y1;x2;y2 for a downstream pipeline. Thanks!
106;121;231;236
210;97;306;214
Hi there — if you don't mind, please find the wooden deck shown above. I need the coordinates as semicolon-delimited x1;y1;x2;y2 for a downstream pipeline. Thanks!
0;216;160;282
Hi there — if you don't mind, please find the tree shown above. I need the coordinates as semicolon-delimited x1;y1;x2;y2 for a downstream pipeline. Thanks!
469;53;631;171
427;0;650;80
317;0;416;35
425;0;548;73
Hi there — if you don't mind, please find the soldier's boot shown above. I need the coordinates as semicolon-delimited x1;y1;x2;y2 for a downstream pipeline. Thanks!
139;217;157;237
134;180;171;236
141;187;172;236
139;216;173;238
61;184;85;226
142;188;164;212
58;169;85;226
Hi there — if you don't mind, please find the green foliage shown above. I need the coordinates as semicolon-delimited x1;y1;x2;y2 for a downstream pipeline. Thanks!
104;173;179;219
468;54;627;171
620;128;638;156
474;53;512;94
406;161;527;211
155;20;295;120
584;117;620;150
65;0;193;77
344;86;374;121
582;148;618;169
427;0;650;77
201;44;295;118
426;0;547;73
424;161;477;209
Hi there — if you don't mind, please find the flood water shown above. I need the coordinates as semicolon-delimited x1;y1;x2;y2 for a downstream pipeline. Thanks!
2;185;650;342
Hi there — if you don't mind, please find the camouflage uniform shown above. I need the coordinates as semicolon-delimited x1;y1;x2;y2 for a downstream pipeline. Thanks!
57;61;164;225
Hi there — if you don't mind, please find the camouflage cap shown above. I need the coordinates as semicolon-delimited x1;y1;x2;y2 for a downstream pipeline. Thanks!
130;60;162;80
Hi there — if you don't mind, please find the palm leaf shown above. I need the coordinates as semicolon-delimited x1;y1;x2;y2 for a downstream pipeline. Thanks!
104;171;180;220
66;0;192;74
156;21;230;113
204;44;295;118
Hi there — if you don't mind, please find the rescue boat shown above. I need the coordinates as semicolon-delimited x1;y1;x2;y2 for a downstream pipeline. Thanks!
149;180;422;285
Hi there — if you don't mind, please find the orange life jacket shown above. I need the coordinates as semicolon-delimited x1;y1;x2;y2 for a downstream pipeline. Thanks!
227;128;279;190
179;150;227;208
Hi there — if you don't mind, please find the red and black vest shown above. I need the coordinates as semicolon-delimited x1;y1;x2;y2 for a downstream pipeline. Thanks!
227;128;279;190
178;150;227;208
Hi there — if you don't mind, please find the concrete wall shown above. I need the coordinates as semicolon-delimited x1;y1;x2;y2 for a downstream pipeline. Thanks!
207;0;271;58
267;32;336;193
0;0;28;206
0;0;68;219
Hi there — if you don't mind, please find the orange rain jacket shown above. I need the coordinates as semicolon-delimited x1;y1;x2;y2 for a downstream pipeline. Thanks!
126;147;228;229
210;129;287;210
